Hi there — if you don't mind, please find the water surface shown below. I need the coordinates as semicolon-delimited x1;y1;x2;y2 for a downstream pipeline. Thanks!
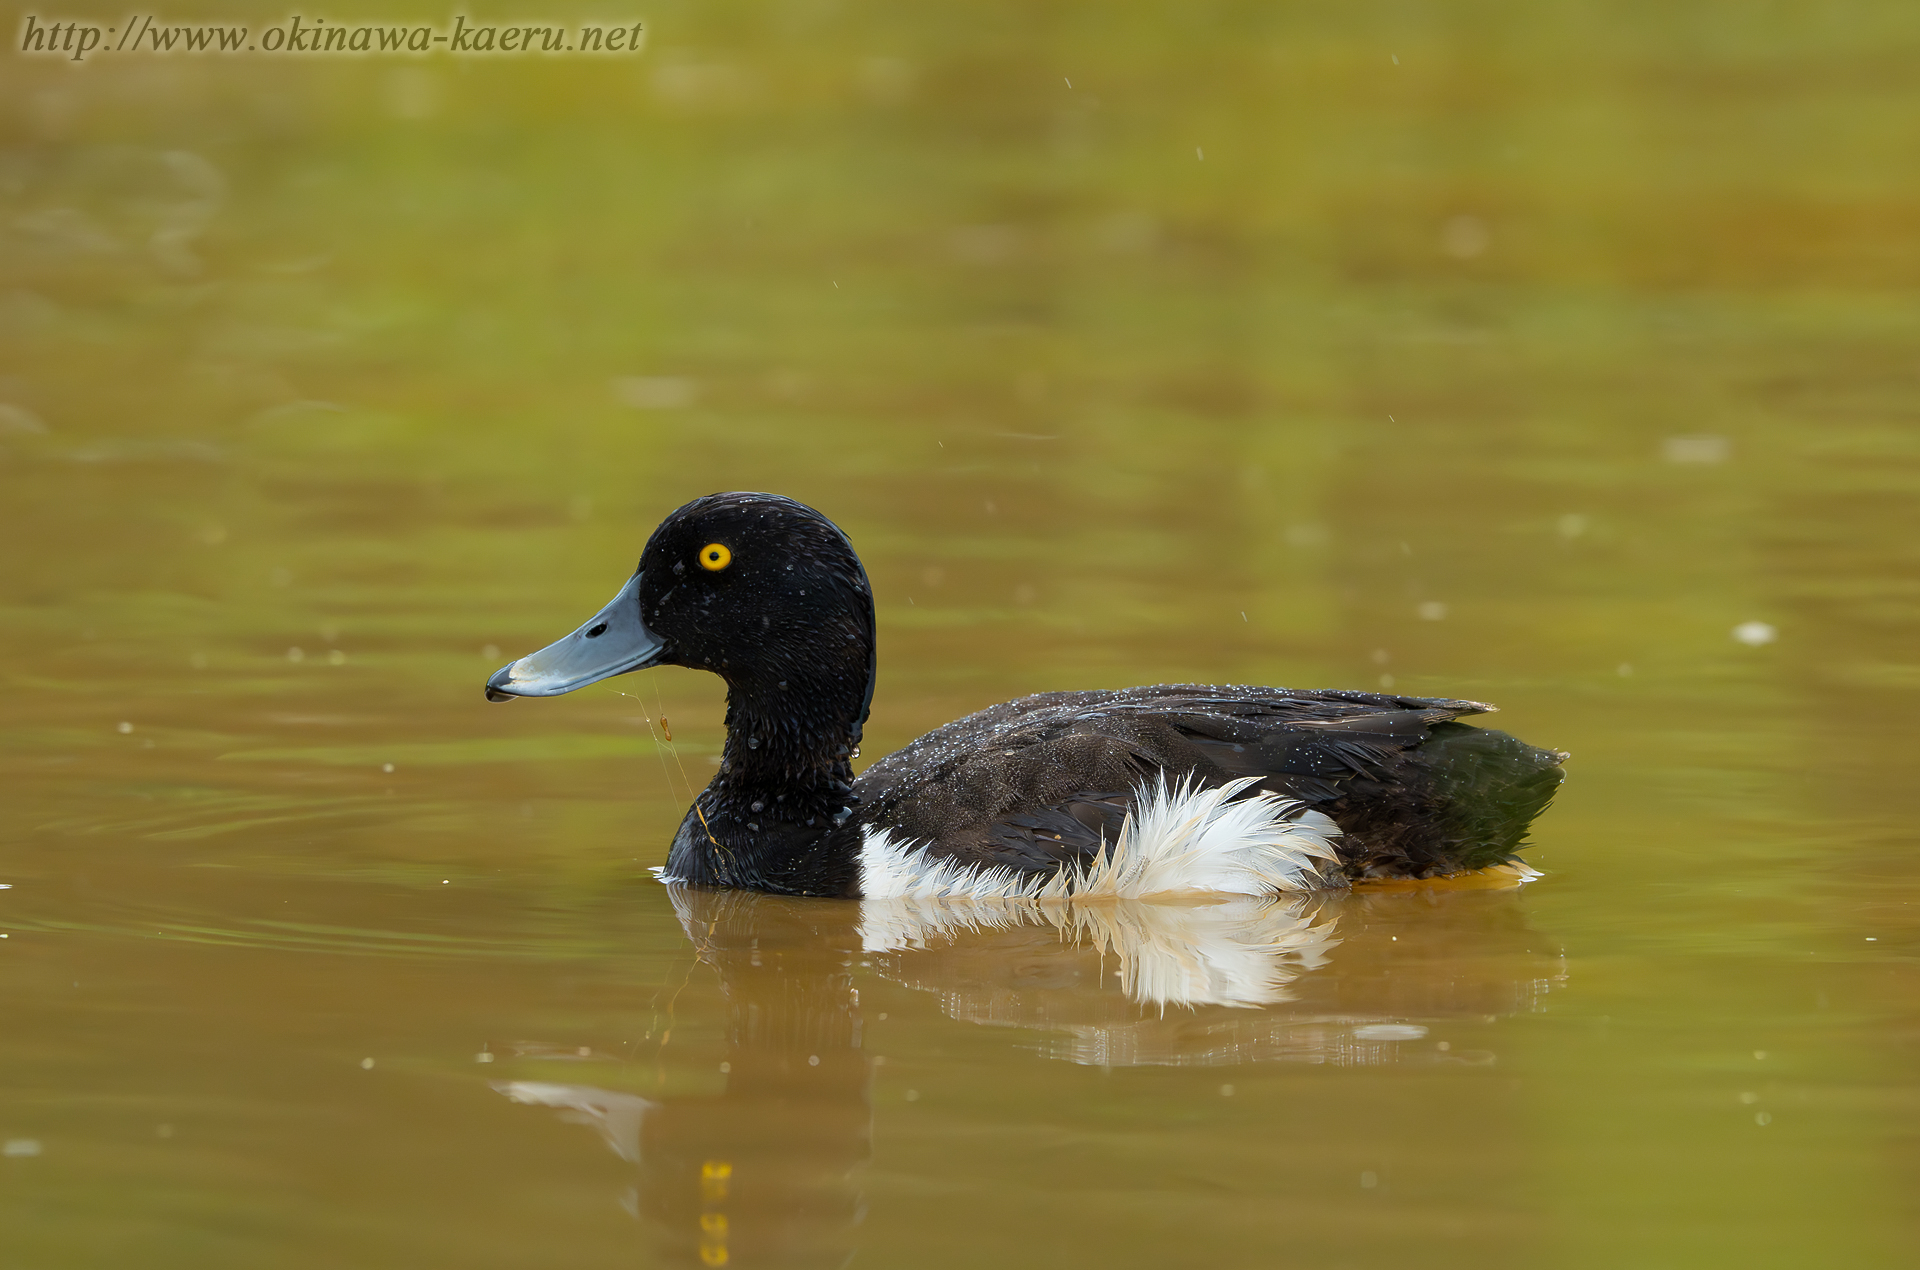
2;3;1917;1267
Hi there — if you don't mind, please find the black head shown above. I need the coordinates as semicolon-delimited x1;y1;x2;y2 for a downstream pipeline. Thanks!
638;494;876;722
486;492;877;747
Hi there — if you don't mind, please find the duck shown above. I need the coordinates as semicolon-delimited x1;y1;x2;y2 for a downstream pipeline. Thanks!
484;492;1566;899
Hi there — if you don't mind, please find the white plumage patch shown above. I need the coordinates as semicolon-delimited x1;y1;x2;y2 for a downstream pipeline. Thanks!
857;775;1339;902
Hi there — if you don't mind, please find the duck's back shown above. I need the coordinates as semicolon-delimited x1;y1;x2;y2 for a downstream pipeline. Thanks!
852;684;1565;886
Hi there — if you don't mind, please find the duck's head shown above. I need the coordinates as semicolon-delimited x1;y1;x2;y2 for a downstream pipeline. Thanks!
485;492;877;744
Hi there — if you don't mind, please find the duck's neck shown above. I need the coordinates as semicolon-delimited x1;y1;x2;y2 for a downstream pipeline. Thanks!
665;650;872;896
713;665;864;816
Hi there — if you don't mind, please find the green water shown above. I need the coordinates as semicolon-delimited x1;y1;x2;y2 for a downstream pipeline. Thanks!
2;2;1916;1266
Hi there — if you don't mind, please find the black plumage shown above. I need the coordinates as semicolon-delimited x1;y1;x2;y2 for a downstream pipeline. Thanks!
486;492;1566;898
857;685;1565;884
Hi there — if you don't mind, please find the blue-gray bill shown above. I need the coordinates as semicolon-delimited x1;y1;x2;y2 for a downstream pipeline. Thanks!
484;572;663;701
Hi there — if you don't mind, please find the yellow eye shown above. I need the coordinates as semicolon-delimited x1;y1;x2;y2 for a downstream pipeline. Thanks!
698;543;732;572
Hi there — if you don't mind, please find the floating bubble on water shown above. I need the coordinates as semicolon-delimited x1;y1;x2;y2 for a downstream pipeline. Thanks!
860;56;916;106
1353;1023;1428;1041
1617;663;1634;677
483;644;500;660
1417;601;1447;621
1739;1091;1759;1105
1219;1084;1235;1097
117;721;133;734
4;1139;43;1157
248;399;344;425
360;1057;375;1070
0;403;49;435
612;376;698;410
949;224;1021;265
1663;434;1730;464
904;1089;919;1101
1378;673;1395;689
1557;513;1588;538
1441;214;1489;259
475;1052;493;1063
1359;1170;1379;1189
1732;621;1777;646
651;59;752;112
385;66;442;121
1755;1111;1772;1126
381;763;395;774
328;650;346;666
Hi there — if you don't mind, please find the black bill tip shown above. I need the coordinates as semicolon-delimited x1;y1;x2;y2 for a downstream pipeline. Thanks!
485;661;524;702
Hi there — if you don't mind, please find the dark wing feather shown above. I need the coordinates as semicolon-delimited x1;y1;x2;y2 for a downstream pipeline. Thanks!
853;683;1562;880
974;792;1131;873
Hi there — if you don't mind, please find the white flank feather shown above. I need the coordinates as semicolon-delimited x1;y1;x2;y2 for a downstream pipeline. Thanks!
857;774;1339;903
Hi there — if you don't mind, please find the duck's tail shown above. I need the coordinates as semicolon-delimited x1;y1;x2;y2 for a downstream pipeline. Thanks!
1341;723;1567;878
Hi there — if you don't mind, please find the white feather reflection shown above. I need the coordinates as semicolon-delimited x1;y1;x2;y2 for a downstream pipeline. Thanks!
494;1080;656;1164
859;894;1337;1010
859;876;1563;1068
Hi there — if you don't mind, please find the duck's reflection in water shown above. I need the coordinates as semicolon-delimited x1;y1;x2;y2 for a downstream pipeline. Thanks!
501;894;870;1269
495;878;1562;1265
862;874;1563;1067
